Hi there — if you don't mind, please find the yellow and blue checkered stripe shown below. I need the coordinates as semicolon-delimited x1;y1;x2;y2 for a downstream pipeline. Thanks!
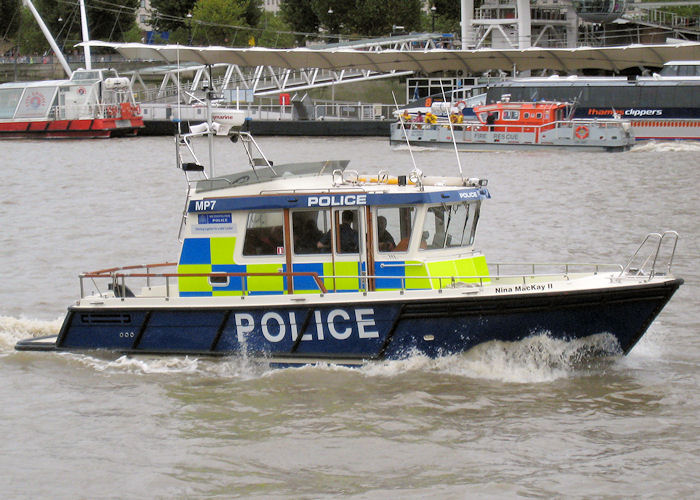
178;237;489;295
373;256;489;291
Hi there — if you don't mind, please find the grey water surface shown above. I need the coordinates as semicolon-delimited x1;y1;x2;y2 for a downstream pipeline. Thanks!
0;137;698;498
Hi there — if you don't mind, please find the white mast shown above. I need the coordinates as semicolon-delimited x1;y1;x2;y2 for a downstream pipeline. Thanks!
79;0;92;69
22;0;72;77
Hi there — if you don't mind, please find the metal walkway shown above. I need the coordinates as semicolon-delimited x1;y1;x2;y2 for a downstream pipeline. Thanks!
129;34;453;103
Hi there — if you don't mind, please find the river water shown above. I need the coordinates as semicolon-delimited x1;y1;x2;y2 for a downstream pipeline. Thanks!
0;136;698;498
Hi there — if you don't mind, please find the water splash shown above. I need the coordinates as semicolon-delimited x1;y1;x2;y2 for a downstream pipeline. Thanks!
437;333;621;383
2;314;622;382
356;333;621;383
631;140;700;153
67;351;275;379
0;315;62;352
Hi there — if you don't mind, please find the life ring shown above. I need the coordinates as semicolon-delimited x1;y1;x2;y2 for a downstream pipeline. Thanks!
575;125;589;139
456;100;467;110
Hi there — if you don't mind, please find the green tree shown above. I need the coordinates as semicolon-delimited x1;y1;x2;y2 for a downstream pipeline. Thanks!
84;0;140;42
311;0;353;39
148;0;197;32
16;7;50;55
244;0;263;28
280;0;320;42
347;0;422;37
430;0;483;33
21;0;140;49
282;0;424;41
0;0;21;41
255;11;295;47
191;0;247;45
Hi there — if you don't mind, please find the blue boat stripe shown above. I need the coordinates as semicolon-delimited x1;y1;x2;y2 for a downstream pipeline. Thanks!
188;189;490;212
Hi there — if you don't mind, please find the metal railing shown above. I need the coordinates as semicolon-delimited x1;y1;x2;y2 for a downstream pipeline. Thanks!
77;260;627;300
13;102;140;121
393;117;630;144
312;101;393;120
138;99;393;122
629;8;699;30
620;231;679;279
80;262;328;299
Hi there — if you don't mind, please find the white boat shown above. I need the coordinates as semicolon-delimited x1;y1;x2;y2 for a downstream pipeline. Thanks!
0;0;143;139
16;110;682;364
403;61;700;142
0;68;144;139
391;99;635;151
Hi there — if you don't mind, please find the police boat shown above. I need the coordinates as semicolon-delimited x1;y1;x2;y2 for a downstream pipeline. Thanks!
16;112;682;364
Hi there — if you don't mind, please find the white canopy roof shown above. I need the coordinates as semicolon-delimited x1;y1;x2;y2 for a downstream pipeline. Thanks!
84;41;700;73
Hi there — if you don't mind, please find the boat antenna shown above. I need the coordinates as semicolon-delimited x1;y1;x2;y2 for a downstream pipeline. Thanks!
439;81;465;182
205;64;215;177
78;0;91;70
176;45;182;135
391;91;419;174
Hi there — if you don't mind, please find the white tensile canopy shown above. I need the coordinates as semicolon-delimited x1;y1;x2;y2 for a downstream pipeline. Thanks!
83;41;700;73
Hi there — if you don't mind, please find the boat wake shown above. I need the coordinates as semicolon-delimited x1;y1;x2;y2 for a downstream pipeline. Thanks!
358;333;622;383
72;354;269;378
631;140;700;153
0;315;62;353
2;315;622;382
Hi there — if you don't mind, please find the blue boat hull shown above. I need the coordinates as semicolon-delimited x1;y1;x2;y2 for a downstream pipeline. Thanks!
18;279;683;361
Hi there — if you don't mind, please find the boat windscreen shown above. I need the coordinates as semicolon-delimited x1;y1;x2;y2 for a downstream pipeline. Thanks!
0;88;22;119
195;160;350;192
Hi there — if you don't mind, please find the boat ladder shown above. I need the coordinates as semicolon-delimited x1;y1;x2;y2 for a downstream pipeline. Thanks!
620;231;679;279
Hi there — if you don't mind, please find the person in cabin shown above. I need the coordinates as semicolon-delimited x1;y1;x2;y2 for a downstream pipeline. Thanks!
318;210;358;253
377;216;396;251
413;111;424;129
486;112;496;131
294;214;324;254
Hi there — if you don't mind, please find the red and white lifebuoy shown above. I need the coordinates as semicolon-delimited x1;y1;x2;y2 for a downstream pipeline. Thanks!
575;125;589;139
456;100;467;111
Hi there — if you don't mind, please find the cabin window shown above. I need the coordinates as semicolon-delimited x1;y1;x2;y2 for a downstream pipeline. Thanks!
242;210;284;256
523;112;530;119
536;112;542;119
503;110;519;120
14;87;57;119
326;209;360;254
377;206;416;252
71;70;100;81
0;88;22;119
422;202;477;250
292;209;330;254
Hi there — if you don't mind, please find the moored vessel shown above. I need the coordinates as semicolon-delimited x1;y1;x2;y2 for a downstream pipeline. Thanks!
391;99;634;151
16;112;682;364
402;61;700;142
0;68;144;139
0;0;144;139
